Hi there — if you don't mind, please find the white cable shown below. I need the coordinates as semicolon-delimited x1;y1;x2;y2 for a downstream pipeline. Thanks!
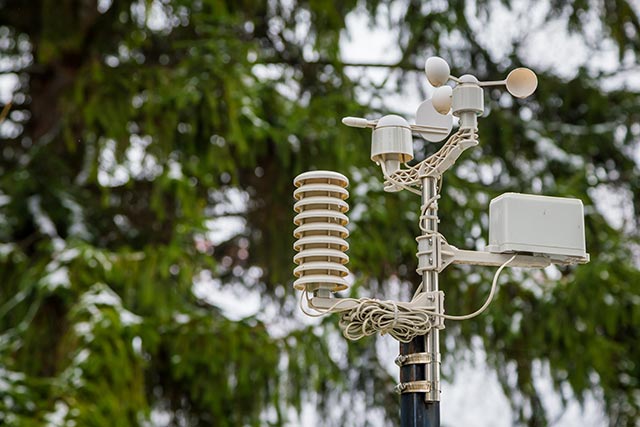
298;289;357;317
429;254;516;320
338;298;435;343
419;194;440;233
299;255;516;342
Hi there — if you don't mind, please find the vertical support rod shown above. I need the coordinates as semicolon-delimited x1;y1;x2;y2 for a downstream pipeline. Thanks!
400;175;441;427
422;176;441;404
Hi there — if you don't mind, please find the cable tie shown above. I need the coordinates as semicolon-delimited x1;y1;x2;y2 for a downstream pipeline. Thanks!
391;301;399;330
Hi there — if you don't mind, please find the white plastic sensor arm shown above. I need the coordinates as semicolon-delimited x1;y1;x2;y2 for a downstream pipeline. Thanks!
309;292;438;312
451;248;551;268
440;242;589;272
410;123;450;134
477;79;507;87
308;296;359;311
379;161;422;196
342;117;377;128
341;117;451;134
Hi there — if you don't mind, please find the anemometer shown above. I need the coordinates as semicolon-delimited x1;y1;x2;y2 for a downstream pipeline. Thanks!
292;56;588;411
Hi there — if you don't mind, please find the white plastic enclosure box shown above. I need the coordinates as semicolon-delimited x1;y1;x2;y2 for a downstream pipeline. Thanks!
486;193;587;259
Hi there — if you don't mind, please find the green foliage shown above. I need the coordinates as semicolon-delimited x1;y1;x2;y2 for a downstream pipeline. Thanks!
0;0;639;426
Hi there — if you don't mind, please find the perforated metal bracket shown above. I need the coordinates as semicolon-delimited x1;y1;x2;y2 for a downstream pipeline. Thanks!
395;380;433;394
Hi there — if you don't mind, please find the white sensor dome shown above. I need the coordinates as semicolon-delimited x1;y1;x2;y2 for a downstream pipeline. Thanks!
375;114;411;129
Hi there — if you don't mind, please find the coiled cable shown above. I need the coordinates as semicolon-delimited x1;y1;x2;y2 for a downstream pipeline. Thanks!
300;255;516;342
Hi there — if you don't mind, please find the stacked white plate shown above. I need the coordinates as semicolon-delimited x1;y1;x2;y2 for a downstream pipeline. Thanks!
293;171;350;292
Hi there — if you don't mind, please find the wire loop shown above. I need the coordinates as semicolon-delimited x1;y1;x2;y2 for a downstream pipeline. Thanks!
299;255;516;342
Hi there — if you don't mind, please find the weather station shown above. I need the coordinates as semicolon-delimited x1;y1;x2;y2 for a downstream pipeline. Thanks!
292;56;589;427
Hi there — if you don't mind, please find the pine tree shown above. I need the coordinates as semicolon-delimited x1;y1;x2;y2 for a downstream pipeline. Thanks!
0;1;638;426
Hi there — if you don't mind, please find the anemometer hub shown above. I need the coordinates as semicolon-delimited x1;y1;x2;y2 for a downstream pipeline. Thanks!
452;80;484;117
458;74;479;84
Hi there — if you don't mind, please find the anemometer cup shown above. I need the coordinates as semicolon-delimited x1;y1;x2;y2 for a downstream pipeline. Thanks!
425;56;451;87
505;68;538;99
432;86;453;115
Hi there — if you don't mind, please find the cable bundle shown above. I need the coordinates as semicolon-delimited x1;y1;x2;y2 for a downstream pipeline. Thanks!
338;298;436;343
300;255;515;342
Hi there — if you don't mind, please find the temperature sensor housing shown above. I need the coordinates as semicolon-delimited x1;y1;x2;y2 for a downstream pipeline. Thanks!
487;193;587;260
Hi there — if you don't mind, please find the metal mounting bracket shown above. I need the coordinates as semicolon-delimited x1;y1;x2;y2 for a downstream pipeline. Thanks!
410;291;446;330
395;380;433;394
438;240;589;272
416;234;441;274
395;352;441;367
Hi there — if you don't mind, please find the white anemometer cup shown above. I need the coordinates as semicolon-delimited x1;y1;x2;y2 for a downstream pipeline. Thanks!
503;68;538;98
425;56;452;87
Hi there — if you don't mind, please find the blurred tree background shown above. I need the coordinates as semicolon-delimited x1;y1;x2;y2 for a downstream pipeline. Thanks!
0;0;639;426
